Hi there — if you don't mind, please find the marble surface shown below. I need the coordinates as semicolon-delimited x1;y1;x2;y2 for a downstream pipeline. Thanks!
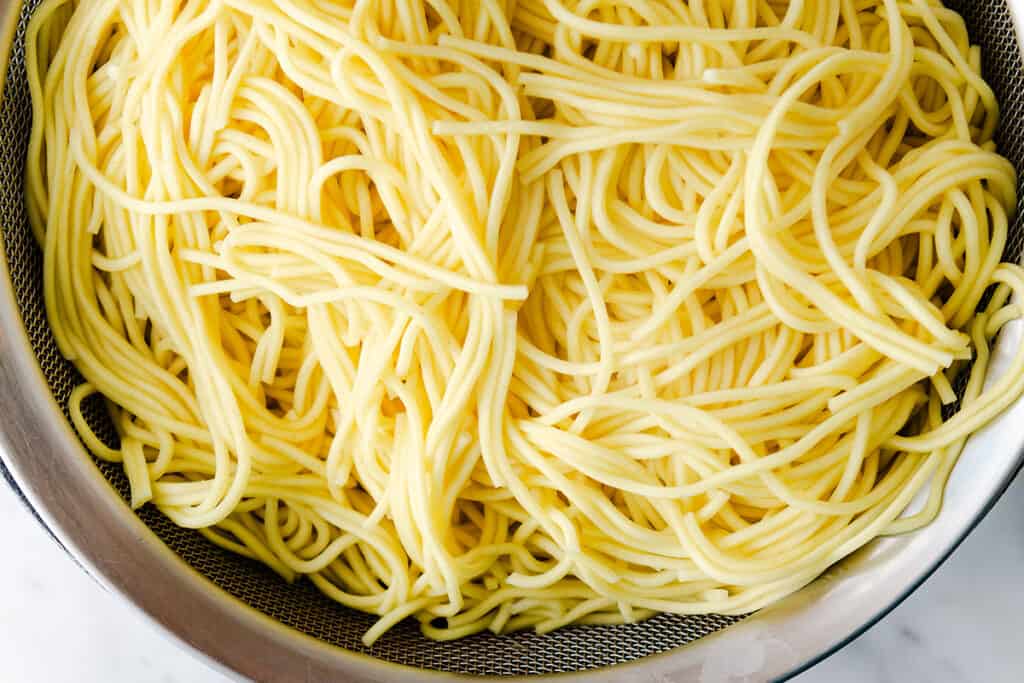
1;475;1022;683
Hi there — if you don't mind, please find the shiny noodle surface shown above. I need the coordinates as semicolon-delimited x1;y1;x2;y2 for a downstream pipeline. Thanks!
27;0;1024;644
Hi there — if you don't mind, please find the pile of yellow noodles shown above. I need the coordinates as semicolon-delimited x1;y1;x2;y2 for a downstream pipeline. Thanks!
27;0;1024;644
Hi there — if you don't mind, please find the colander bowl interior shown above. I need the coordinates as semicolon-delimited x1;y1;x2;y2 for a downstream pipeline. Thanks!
1;0;1023;680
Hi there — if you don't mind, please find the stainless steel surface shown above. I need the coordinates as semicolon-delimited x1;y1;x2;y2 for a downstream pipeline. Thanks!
1;0;1023;680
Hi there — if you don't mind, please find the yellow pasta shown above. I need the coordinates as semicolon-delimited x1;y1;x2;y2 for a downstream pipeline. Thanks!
27;0;1024;645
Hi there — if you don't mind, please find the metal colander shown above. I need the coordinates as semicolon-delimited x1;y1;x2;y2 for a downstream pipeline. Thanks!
1;0;1024;680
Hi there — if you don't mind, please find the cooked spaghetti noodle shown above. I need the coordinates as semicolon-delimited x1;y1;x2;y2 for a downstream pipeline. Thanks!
27;0;1024;644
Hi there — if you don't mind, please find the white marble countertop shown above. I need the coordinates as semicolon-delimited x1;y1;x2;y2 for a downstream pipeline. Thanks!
1;474;1022;683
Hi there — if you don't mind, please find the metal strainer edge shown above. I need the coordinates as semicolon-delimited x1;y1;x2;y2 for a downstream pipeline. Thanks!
0;0;1023;680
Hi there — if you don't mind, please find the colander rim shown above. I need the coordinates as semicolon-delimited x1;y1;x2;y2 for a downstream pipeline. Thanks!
2;0;1024;680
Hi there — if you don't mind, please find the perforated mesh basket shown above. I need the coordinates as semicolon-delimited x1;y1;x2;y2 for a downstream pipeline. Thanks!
0;0;1022;679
